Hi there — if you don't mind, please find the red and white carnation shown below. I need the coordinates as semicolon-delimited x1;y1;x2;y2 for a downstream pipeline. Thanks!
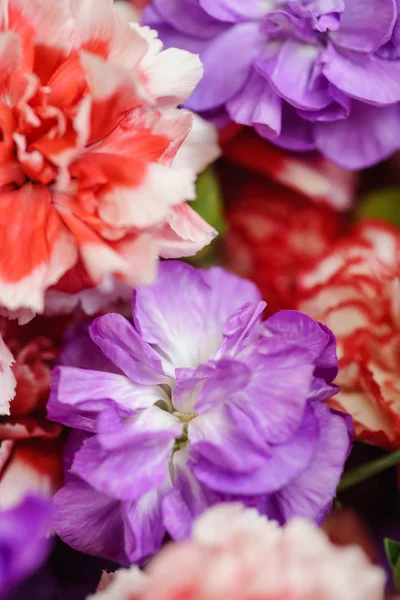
221;128;356;211
0;316;66;506
0;0;218;316
298;222;400;449
224;177;345;314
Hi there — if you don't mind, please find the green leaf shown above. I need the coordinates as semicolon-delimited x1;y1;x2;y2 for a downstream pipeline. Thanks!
186;167;227;268
384;538;400;592
384;538;400;570
333;498;343;510
356;187;400;228
191;167;226;234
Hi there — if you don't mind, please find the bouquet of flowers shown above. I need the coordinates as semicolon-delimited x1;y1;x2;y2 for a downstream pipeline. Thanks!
1;1;400;598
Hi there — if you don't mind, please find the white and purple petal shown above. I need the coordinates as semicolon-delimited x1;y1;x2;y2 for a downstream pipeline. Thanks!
189;403;319;495
71;407;181;500
122;488;166;564
48;367;164;431
189;403;270;473
162;448;218;540
199;266;262;357
233;339;315;444
226;68;282;137
89;313;170;383
256;39;331;111
173;358;251;415
133;261;210;369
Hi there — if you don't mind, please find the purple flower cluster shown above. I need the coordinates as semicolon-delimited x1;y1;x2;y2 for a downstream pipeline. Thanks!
0;495;50;597
143;0;400;169
48;262;352;566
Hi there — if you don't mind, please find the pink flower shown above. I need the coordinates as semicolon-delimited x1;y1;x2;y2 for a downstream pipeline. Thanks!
0;0;217;315
298;222;400;449
90;503;385;600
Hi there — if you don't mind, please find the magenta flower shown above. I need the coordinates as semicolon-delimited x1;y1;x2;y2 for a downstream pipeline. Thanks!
48;262;352;565
143;0;400;169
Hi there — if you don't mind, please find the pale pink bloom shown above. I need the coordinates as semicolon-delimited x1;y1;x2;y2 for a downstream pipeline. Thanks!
90;504;385;600
298;221;400;449
0;0;217;315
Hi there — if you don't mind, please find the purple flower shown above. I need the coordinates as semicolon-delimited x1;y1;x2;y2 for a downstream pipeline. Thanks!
48;262;352;566
0;495;50;597
143;0;400;169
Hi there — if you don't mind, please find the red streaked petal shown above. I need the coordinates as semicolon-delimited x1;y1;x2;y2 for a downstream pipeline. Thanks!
0;185;78;312
0;438;64;507
155;204;218;259
80;50;147;144
222;128;356;211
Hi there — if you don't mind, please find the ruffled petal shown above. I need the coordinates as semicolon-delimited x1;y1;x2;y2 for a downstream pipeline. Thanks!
332;0;397;53
172;114;221;174
314;101;400;169
48;366;164;430
0;186;77;313
234;338;315;443
216;301;266;358
134;25;203;105
322;43;400;106
272;403;352;524
151;0;225;39
186;22;264;112
72;406;181;500
221;128;355;211
154;204;218;260
89;313;170;383
132;261;210;369
199;0;268;22
200;266;262;351
162;448;218;540
262;102;316;151
122;488;165;564
52;475;128;565
189;403;269;473
226;68;282;136
263;310;339;401
189;403;319;495
73;153;196;231
256;39;330;111
173;358;251;415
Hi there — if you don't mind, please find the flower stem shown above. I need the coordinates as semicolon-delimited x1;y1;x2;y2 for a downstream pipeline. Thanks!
338;450;400;493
